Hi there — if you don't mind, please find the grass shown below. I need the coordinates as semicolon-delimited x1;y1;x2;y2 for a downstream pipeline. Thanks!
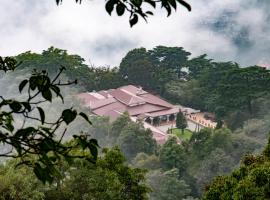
169;128;193;141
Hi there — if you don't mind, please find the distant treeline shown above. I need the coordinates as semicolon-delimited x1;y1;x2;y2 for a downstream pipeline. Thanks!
15;46;270;130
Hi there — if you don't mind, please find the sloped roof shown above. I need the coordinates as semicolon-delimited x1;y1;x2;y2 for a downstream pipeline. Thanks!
108;88;145;106
119;85;148;95
78;92;98;104
140;93;174;108
146;106;180;117
126;104;167;116
79;85;176;117
103;110;122;121
92;101;126;116
90;97;116;109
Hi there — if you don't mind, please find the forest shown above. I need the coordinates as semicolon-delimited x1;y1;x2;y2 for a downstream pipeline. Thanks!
1;46;270;199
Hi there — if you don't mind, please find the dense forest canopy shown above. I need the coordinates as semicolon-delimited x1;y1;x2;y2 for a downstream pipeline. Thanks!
1;45;270;199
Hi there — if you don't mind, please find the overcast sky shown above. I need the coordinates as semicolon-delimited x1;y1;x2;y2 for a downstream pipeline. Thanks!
0;0;269;67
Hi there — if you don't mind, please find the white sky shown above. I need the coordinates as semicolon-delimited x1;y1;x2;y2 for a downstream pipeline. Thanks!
0;0;269;67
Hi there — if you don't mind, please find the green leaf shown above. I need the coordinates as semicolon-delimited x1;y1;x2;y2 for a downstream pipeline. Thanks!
116;3;125;16
146;11;153;15
169;0;177;10
19;80;28;93
79;112;92;125
33;163;47;184
39;138;55;152
78;137;88;150
37;107;45;124
131;0;142;7
22;102;31;112
62;109;77;125
105;0;115;15
161;2;172;16
42;89;52;102
90;138;99;147
15;127;36;139
11;139;22;156
51;85;64;102
40;126;54;137
129;14;138;27
88;143;98;160
50;85;60;96
145;0;156;8
56;0;61;5
9;101;22;112
29;76;37;90
177;0;191;11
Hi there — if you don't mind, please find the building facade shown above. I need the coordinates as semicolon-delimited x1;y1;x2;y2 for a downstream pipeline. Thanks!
78;85;216;144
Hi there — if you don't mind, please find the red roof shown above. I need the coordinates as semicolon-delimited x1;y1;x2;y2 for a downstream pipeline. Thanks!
108;88;145;106
78;85;182;144
79;85;176;117
140;93;174;108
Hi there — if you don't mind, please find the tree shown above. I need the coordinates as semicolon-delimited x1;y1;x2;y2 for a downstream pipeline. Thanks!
0;57;99;184
0;160;44;200
0;147;151;200
110;112;131;143
89;66;126;91
16;47;95;91
176;111;187;134
119;48;156;90
164;79;205;109
56;0;191;27
119;46;191;93
203;134;270;200
215;66;270;116
117;121;157;161
193;148;235;195
147;168;191;200
159;137;187;173
45;147;150;200
148;46;191;72
186;54;213;79
132;152;161;170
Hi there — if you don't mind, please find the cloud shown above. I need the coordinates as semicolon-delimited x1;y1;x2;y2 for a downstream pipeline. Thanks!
0;0;269;67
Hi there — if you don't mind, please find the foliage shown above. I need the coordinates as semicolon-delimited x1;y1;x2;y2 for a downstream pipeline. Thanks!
0;160;44;200
159;137;187;173
46;147;150;200
147;168;191;200
203;133;270;200
110;112;132;141
165;56;270;130
176;111;187;134
132;153;161;170
164;79;204;109
15;47;125;92
214;66;270;116
119;46;190;93
0;147;150;200
117;121;157;160
0;56;19;72
186;54;212;79
193;148;235;193
0;57;98;184
56;0;191;27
